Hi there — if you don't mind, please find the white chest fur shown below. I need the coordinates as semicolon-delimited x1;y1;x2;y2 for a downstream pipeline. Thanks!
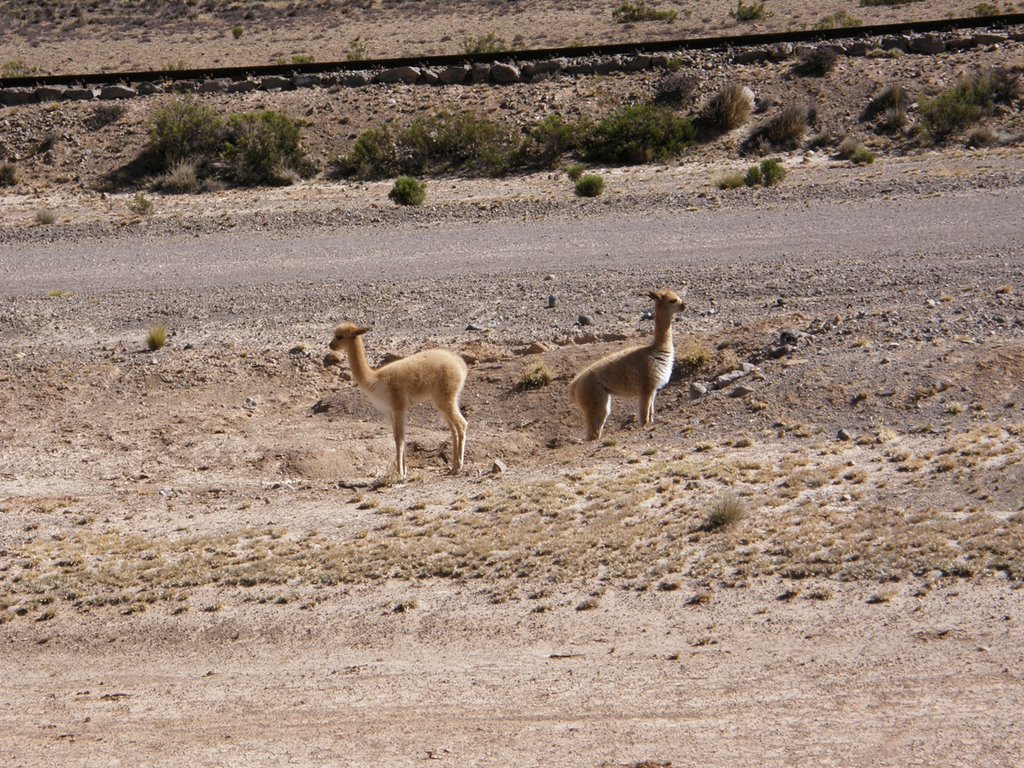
649;342;674;391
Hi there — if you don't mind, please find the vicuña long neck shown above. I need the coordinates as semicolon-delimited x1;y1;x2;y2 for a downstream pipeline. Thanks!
652;309;675;350
342;337;376;389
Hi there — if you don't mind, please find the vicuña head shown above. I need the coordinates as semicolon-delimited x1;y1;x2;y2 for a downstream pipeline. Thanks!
568;289;686;441
327;322;468;478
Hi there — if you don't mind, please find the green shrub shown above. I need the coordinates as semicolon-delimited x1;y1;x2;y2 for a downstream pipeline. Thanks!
222;110;308;185
586;104;695;164
148;98;224;170
612;1;677;23
389;176;427;206
344;127;399;179
0;163;17;187
729;0;767;21
744;158;785;186
565;162;586;181
231;25;243;39
759;158;786;185
972;2;999;15
850;146;875;164
574;173;605;197
919;69;1018;143
518;114;584;169
699;83;753;132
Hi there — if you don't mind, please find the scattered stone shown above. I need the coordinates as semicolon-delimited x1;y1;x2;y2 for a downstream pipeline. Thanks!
690;382;708;398
98;85;136;100
908;36;946;55
489;62;521;84
730;385;754;398
491;459;508;475
375;66;421;85
547;294;557;309
260;75;295;91
439;65;470;85
837;428;852;441
577;315;594;326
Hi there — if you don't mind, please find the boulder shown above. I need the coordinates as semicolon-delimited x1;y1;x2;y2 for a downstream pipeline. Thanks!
99;85;137;100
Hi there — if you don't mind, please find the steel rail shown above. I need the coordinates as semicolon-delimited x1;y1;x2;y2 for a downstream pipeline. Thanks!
2;12;1022;89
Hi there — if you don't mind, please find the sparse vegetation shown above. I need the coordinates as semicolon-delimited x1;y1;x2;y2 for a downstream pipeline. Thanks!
388;176;427;206
652;70;699;107
346;37;368;61
706;493;747;529
231;25;244;39
0;59;37;78
861;0;922;5
793;47;839;77
517;363;554;391
158;161;200;194
574;173;605;197
698;83;754;133
0;163;17;187
612;1;677;23
461;32;506;54
34;209;57;225
730;0;768;21
146;323;167;351
919;68;1021;143
128;192;154;216
565;163;586;182
85;103;128;131
714;170;746;189
746;105;812;152
972;2;999;15
813;11;861;29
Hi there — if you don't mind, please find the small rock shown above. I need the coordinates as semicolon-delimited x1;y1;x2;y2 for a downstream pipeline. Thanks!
577;315;594;326
547;294;557;309
689;382;708;399
491;459;508;475
837;428;852;441
926;299;937;308
730;385;754;398
466;323;486;332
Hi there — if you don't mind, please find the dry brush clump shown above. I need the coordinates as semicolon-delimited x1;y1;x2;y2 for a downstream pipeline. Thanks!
744;104;814;153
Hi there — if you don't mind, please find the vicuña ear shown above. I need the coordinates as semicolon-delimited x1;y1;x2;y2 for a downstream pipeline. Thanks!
354;326;370;336
647;290;660;300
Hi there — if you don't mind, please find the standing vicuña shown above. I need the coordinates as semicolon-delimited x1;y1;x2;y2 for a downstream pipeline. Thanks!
327;323;468;478
569;289;686;440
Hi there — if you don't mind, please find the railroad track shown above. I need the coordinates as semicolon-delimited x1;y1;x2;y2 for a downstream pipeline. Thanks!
1;12;1022;90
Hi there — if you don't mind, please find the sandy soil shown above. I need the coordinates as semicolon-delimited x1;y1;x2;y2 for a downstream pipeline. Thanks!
2;0;1012;76
2;184;1024;765
2;3;1024;765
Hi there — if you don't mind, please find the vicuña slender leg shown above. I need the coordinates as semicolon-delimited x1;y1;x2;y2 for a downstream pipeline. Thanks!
391;409;407;478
